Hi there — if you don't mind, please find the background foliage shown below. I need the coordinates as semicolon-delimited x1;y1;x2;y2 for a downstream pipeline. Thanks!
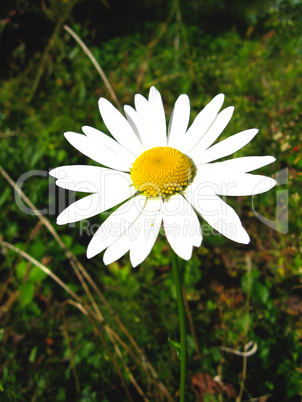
0;0;301;400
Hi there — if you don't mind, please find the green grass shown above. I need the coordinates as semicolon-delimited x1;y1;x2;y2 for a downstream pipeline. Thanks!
0;1;301;400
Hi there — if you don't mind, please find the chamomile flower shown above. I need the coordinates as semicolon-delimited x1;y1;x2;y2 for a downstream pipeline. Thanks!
49;87;276;267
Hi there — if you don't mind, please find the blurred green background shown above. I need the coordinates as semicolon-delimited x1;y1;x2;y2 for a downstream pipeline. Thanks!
0;0;301;400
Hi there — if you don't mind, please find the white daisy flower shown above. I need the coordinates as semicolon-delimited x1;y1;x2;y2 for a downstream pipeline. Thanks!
49;87;276;267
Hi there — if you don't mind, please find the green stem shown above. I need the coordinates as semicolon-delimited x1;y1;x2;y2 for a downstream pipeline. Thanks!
170;247;186;401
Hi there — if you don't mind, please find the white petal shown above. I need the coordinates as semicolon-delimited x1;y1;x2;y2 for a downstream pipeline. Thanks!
49;165;106;193
126;108;148;150
64;128;135;171
129;198;163;267
148;86;167;145
134;87;167;150
98;98;143;155
162;194;202;260
193;128;259;165
167;94;190;149
182;94;225;154
104;198;163;266
86;195;147;259
56;171;136;224
196;156;276;173
57;193;102;225
103;198;163;266
124;105;142;142
128;97;149;150
221;175;277;196
191;172;277;196
185;191;250;244
189;106;234;157
103;235;132;265
134;94;148;113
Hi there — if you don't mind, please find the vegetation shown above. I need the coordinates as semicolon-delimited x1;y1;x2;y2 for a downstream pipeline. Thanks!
0;0;301;400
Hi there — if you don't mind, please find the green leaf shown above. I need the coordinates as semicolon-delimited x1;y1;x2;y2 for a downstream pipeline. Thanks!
61;235;73;248
28;266;47;282
19;282;34;307
168;338;181;360
16;261;28;280
16;261;47;282
0;187;11;208
28;346;38;363
57;149;67;163
71;243;86;256
29;240;46;260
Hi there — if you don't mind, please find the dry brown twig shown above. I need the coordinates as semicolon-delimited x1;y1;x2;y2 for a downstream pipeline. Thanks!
0;21;177;395
0;165;173;401
0;132;18;138
0;239;134;401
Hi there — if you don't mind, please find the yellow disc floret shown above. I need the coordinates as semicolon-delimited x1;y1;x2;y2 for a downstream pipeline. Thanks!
130;146;195;198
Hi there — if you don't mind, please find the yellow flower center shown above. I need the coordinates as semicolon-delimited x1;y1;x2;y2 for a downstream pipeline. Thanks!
130;146;195;198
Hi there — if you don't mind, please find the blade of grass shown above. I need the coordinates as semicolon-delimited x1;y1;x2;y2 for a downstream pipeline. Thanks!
236;254;252;402
63;25;122;112
28;1;77;101
84;312;134;401
0;164;105;322
0;165;173;400
1;239;134;401
182;284;210;393
182;285;201;359
0;239;83;305
106;328;150;402
1;238;146;400
62;307;80;394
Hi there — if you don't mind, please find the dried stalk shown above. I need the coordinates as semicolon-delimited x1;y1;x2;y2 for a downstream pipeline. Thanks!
62;308;80;393
0;165;172;400
63;25;122;112
1;239;133;401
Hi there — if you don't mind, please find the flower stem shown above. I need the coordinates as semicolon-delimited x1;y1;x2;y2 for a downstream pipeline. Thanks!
170;247;186;401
